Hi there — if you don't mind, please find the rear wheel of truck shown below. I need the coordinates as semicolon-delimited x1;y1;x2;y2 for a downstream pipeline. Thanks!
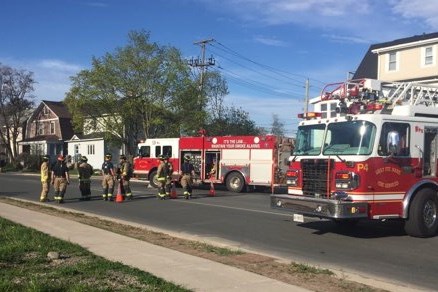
404;188;438;238
226;172;245;193
148;170;159;188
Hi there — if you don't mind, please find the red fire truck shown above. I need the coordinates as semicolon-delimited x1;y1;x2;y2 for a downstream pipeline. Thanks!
133;135;293;192
271;79;438;237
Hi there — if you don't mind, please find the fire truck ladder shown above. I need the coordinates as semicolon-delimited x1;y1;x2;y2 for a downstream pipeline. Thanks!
383;82;438;108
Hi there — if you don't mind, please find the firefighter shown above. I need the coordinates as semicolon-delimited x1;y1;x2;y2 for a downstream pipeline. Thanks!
118;154;133;200
157;155;173;199
40;155;51;202
51;154;70;203
78;156;93;200
209;159;217;180
180;155;195;199
101;153;115;201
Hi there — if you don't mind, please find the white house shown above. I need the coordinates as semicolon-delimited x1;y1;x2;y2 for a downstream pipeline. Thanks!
66;133;121;171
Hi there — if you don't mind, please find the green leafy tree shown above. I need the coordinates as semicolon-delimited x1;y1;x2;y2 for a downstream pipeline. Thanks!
0;64;35;162
65;30;201;154
207;106;260;136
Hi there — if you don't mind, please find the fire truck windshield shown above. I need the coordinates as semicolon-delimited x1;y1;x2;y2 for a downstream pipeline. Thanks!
294;124;325;155
323;120;376;155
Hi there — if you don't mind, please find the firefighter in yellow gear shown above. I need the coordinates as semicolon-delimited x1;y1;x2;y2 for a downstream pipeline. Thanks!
101;153;115;201
180;155;195;199
51;154;70;203
118;154;133;200
157;155;173;199
40;155;51;202
78;156;93;200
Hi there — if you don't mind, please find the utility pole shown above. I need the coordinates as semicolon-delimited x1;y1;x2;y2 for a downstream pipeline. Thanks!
188;38;216;92
304;78;310;114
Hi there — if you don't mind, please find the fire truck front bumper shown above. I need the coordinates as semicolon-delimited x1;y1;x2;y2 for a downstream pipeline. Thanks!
270;194;368;219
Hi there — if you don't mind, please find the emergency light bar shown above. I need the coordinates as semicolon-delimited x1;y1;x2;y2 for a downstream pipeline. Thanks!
297;112;322;119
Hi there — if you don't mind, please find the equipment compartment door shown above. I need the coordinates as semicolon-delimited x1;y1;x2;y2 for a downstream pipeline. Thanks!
250;149;273;184
423;128;438;176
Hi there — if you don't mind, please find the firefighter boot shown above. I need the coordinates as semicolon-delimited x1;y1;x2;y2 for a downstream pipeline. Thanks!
108;187;114;201
184;191;191;200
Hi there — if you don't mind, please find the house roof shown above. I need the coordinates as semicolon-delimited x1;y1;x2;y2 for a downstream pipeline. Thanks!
67;132;105;141
26;101;74;140
353;32;438;80
20;135;62;143
42;100;72;119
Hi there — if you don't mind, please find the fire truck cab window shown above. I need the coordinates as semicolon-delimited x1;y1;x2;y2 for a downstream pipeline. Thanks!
163;146;172;158
378;122;410;156
323;120;376;155
294;124;325;155
139;146;150;158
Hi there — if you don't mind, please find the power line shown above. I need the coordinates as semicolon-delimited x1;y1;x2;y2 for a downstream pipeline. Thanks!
212;41;327;86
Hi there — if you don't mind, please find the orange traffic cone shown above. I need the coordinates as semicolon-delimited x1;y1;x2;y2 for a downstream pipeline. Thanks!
209;182;216;196
170;182;177;199
115;183;124;203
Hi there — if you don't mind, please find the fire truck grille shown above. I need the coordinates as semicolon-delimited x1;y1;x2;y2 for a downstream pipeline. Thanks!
301;159;333;197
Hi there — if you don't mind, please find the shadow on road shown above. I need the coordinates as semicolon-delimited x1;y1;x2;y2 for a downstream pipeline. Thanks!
295;219;408;238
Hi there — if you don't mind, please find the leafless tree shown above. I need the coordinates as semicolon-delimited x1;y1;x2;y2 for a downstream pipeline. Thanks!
0;64;35;162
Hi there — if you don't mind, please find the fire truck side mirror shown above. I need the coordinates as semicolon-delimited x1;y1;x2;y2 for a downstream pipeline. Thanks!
387;131;400;156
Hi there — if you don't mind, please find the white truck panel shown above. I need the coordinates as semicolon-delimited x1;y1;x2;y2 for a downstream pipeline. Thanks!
250;149;273;160
222;149;250;160
250;162;272;183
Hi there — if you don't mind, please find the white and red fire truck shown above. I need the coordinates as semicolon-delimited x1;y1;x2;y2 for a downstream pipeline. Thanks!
133;135;293;192
271;79;438;237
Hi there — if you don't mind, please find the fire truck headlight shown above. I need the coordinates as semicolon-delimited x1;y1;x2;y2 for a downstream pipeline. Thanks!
286;169;299;187
335;172;360;190
287;179;297;186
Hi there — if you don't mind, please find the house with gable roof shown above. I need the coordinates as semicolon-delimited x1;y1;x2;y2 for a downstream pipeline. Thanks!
19;100;74;160
314;32;438;119
353;32;438;84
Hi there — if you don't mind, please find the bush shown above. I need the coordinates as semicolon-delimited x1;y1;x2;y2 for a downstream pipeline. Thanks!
15;153;40;172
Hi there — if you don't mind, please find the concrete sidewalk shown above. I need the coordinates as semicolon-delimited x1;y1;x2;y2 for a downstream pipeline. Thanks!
0;202;309;292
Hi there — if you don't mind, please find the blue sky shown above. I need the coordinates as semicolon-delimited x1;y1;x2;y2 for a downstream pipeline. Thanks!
1;0;437;136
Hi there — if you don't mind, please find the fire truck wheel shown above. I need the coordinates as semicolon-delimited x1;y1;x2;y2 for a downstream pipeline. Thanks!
404;188;438;238
226;172;245;193
148;170;159;188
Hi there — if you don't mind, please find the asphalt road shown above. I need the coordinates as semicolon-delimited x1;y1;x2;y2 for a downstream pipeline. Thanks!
1;173;437;290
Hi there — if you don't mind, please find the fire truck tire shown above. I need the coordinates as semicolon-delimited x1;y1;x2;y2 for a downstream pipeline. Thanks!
404;188;438;238
226;172;245;193
148;170;159;188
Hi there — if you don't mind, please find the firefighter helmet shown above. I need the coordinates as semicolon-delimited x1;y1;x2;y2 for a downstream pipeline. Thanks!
42;155;50;161
120;154;127;160
184;155;191;161
105;153;112;159
158;154;165;160
81;156;88;162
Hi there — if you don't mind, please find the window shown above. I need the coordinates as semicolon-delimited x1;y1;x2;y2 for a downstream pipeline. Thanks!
378;122;410;156
424;46;434;66
388;52;397;71
87;144;95;155
43;106;50;115
324;121;376;155
139;146;150;157
155;146;161;157
293;124;326;156
320;103;337;118
38;123;44;135
163;146;172;157
50;121;55;134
